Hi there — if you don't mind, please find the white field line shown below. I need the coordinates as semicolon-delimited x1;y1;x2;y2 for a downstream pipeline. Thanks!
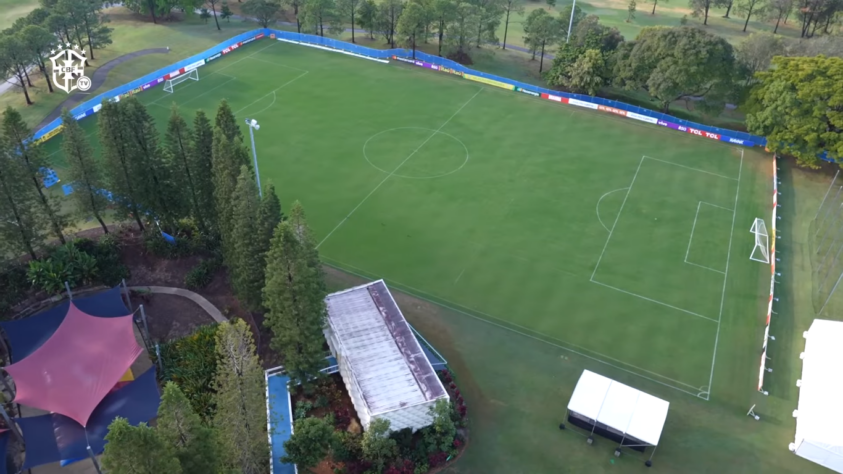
595;187;629;232
685;201;703;263
643;155;739;181
704;149;744;400
454;268;466;284
700;201;735;212
686;201;733;274
590;156;644;280
316;87;484;249
321;256;706;396
590;280;718;323
685;261;726;275
150;75;237;109
234;71;309;116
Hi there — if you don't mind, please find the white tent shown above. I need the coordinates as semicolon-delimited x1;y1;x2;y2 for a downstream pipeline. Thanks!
791;319;843;473
565;370;670;466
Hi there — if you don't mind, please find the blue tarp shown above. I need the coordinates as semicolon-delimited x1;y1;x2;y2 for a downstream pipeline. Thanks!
0;431;9;474
0;286;129;361
18;367;160;470
267;373;295;474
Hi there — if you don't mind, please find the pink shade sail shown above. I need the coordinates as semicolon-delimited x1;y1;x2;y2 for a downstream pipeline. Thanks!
6;302;142;427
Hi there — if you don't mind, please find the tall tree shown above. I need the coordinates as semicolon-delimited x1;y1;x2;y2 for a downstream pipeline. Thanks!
746;55;843;168
99;99;146;231
566;48;607;95
627;0;637;21
258;182;284;253
0;35;34;105
397;2;429;58
613;26;736;113
769;0;794;32
473;0;505;48
214;99;243;144
337;0;362;42
376;0;405;47
164;105;203;229
78;0;113;60
737;0;768;31
283;0;305;32
287;202;324;289
690;0;714;24
60;109;109;233
523;8;561;72
558;3;585;38
0;137;43;259
648;0;669;14
212;319;269;474
3;108;67;244
231;166;265;311
501;0;524;49
207;0;223;30
263;202;327;386
737;33;783;83
432;0;456;55
242;0;282;27
122;97;180;228
444;0;479;60
157;382;220;474
358;0;378;38
101;419;182;474
715;0;736;18
191;110;217;234
302;0;340;36
20;25;56;94
547;15;624;90
212;129;250;266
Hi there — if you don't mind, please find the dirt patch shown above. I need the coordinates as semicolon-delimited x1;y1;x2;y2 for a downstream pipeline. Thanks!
136;293;215;342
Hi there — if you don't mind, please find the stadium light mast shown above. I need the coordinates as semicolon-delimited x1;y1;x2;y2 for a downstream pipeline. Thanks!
566;0;577;44
244;118;263;197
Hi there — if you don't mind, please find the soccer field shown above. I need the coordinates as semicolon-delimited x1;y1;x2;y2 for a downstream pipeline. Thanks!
44;39;772;402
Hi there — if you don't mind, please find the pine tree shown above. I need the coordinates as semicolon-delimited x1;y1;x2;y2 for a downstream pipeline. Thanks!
2;107;67;244
101;418;182;474
263;205;327;386
214;99;243;144
191;110;216;233
60;110;109;233
0;137;43;259
164;104;203;229
288;201;325;292
157;382;220;474
231;166;265;311
122;97;180;228
212;319;269;474
99;99;146;231
257;182;284;249
212;129;251;266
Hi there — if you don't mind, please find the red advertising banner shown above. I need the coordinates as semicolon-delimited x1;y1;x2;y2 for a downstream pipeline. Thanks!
597;105;627;117
686;127;721;141
540;93;568;104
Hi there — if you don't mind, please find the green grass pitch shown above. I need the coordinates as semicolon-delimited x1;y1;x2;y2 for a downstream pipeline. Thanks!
44;39;773;404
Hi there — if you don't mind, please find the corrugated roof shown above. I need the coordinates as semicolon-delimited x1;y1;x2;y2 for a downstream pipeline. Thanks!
325;280;448;416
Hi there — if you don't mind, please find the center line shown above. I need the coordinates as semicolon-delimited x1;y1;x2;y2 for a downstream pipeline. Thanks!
317;87;484;249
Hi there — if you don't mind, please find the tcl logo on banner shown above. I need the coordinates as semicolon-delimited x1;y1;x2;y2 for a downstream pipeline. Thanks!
687;128;720;140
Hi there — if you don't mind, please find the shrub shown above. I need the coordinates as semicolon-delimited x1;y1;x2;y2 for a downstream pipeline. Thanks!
184;258;221;289
332;431;363;463
385;459;415;474
332;407;352;431
0;264;29;317
389;428;415;458
362;418;398;472
28;242;98;294
428;451;448;468
156;323;219;420
88;235;129;286
294;401;313;420
281;416;336;468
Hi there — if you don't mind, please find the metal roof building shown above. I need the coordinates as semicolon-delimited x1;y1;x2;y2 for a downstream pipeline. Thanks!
324;280;449;432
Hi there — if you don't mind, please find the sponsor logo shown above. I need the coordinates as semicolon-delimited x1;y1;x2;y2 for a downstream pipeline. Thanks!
547;94;563;102
207;52;222;62
255;33;265;39
598;105;627;117
242;36;257;45
394;56;416;64
464;74;514;90
626;112;658;124
222;47;231;54
184;59;205;72
50;44;91;94
270;33;276;39
516;88;540;97
35;126;64;144
658;120;668;127
728;138;747;145
569;98;598;110
75;112;87;120
92;104;101;113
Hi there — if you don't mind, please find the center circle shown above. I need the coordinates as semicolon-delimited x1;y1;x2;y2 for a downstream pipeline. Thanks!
363;127;469;179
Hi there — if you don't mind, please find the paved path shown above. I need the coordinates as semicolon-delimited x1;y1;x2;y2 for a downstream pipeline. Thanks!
129;285;227;322
36;48;170;130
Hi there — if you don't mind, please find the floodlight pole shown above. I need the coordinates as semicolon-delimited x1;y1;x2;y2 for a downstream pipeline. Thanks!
566;0;577;44
245;118;263;197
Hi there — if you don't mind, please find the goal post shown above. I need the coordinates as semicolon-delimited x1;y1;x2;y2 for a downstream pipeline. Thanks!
751;218;770;264
163;68;199;93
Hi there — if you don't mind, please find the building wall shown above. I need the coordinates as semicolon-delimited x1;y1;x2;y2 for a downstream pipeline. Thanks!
324;327;372;429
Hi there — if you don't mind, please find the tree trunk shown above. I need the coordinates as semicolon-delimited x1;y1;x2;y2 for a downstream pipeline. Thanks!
148;0;157;23
539;41;545;73
477;21;482;48
823;13;833;34
0;178;36;259
438;20;444;56
211;3;221;31
295;4;301;33
802;12;813;37
27;170;65;244
662;101;671;113
724;0;733;17
24;68;33;87
704;3;710;25
503;10;510;49
16;72;32;105
412;35;416;59
74;148;109;234
351;10;356;43
774;13;782;33
39;60;54;93
809;16;820;37
652;0;657;14
743;5;753;31
784;9;790;24
83;17;96;60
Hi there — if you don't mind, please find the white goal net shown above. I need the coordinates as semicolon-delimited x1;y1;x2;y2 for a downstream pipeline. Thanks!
750;218;770;264
163;68;199;93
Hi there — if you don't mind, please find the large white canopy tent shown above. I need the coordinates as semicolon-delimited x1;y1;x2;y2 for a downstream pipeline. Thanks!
564;370;670;466
791;319;843;473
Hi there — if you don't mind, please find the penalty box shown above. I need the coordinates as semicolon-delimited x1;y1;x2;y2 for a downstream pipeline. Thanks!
591;156;739;324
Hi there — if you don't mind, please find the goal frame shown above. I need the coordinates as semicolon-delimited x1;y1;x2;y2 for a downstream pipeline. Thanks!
163;68;199;93
750;218;770;264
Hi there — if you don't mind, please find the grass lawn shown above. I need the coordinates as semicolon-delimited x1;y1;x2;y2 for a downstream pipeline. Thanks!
38;38;829;472
0;0;39;31
0;6;256;128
